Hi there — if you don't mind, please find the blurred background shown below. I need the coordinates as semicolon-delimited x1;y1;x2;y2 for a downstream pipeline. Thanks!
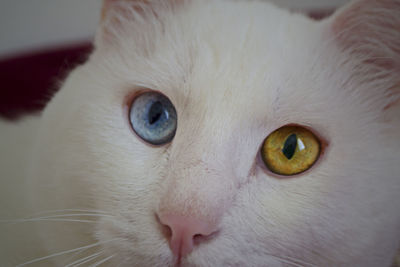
0;0;102;57
0;0;350;119
0;0;350;57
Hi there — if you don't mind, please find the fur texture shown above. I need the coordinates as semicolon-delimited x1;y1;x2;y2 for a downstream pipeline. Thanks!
1;0;399;266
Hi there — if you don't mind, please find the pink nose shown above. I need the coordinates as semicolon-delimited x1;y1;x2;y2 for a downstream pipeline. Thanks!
159;214;218;259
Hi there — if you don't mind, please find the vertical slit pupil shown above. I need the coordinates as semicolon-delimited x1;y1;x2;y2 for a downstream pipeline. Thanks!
149;101;163;125
282;134;297;160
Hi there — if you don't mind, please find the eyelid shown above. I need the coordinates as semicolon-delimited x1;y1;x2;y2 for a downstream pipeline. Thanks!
124;88;155;110
124;89;149;142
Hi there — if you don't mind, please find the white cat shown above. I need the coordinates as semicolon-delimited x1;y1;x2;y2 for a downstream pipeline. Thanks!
1;0;399;266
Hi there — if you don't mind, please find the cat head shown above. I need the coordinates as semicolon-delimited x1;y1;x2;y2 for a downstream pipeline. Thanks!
30;0;400;266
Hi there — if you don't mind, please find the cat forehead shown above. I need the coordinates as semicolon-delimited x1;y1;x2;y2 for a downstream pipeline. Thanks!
93;0;325;118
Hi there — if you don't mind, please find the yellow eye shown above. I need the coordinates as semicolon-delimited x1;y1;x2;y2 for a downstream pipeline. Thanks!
261;125;321;176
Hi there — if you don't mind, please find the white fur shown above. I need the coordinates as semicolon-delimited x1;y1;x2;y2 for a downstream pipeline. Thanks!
1;0;399;266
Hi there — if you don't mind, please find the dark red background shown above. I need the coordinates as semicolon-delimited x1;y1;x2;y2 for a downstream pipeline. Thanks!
0;43;92;120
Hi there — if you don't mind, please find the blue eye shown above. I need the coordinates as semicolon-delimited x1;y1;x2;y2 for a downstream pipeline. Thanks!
129;91;177;145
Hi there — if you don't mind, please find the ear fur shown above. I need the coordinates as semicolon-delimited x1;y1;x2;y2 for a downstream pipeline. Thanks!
331;0;400;111
101;0;153;21
98;0;183;46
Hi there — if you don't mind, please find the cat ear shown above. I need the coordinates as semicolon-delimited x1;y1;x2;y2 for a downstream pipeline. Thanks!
331;0;400;111
101;0;152;21
98;0;183;45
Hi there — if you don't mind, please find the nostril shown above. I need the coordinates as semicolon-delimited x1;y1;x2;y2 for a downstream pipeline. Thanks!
157;213;218;258
193;233;203;240
193;231;219;245
193;233;204;246
155;213;172;240
162;223;173;240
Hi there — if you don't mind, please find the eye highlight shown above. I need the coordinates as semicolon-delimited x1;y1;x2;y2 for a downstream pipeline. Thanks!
129;91;177;145
261;126;320;176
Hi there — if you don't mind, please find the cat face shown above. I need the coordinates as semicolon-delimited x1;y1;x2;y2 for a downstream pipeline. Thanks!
29;0;400;266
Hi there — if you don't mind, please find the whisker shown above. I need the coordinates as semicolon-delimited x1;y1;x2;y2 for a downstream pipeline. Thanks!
66;251;103;267
1;214;114;224
27;209;111;217
88;254;116;267
271;258;304;267
16;238;122;267
32;213;113;219
282;255;318;267
270;254;317;267
2;218;96;224
62;247;92;266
